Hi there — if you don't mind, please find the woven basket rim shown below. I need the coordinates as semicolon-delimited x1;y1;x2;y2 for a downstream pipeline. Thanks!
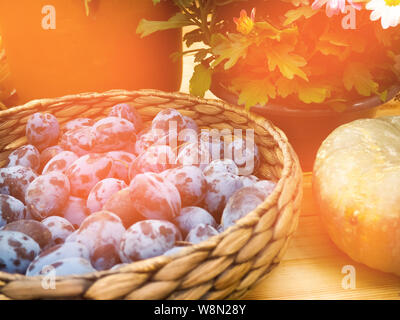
0;89;299;282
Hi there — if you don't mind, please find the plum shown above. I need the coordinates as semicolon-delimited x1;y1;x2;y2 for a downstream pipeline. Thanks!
62;196;91;229
26;242;90;276
60;126;94;157
42;151;78;175
221;187;266;230
26;113;60;151
119;220;182;262
87;178;127;213
107;151;136;183
108;103;142;132
2;220;52;249
61;118;94;134
0;166;37;203
152;132;180;150
91;243;121;271
102;188;143;228
110;263;129;271
37;257;96;276
161;166;207;207
151;108;187;141
203;159;239;176
134;128;156;155
182;116;199;134
0;230;40;274
129;173;181;221
91;117;136;152
66;153;113;198
68;211;125;256
7;145;40;172
0;194;26;228
227;138;260;176
199;130;225;162
163;246;185;257
204;172;243;221
41;216;75;247
240;175;260;187
25;172;70;220
175;206;217;237
176;141;210;170
254;180;276;197
185;223;219;244
129;145;176;179
39;145;64;172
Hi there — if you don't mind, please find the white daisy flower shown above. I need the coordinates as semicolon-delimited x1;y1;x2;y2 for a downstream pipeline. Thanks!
366;0;400;29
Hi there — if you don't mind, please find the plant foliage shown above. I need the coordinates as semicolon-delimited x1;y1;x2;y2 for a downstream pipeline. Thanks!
138;0;400;110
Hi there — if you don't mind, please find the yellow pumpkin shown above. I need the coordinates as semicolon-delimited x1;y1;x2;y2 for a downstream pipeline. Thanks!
313;116;400;276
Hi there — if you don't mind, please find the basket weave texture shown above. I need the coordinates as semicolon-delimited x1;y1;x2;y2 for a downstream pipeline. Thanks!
0;89;302;300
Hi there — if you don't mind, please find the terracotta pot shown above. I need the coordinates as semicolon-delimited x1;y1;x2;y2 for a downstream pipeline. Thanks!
0;0;182;105
211;80;400;172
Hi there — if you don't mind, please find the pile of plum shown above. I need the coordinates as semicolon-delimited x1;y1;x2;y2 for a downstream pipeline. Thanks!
0;104;276;276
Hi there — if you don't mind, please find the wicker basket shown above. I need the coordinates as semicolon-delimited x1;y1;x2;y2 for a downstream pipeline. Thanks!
0;89;302;300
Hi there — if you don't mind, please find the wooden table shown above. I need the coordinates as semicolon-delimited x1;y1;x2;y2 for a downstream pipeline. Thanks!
180;33;400;300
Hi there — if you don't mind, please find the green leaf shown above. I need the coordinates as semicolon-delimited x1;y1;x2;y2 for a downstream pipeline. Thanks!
136;13;191;38
318;29;366;54
173;0;195;6
255;22;282;40
343;63;379;97
380;90;388;102
316;40;350;61
255;23;298;46
281;0;311;6
194;49;209;63
231;77;276;109
84;0;92;16
266;44;308;81
328;101;348;112
298;86;330;104
283;6;318;26
183;28;204;47
169;51;182;63
215;0;247;5
276;77;331;103
211;33;250;70
275;77;297;98
190;64;212;97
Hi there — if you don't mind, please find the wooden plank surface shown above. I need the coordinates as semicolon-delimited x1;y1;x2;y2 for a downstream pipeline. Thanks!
180;28;400;300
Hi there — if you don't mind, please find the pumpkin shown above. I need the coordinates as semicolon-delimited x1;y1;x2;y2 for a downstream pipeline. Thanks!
313;116;400;276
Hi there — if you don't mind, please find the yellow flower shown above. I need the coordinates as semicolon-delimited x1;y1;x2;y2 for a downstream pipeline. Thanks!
233;8;256;35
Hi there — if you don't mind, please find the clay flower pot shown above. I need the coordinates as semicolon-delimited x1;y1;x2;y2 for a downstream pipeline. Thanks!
211;79;400;172
0;1;182;105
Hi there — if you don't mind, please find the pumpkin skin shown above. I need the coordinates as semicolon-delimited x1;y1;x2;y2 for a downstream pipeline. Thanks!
313;116;400;276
